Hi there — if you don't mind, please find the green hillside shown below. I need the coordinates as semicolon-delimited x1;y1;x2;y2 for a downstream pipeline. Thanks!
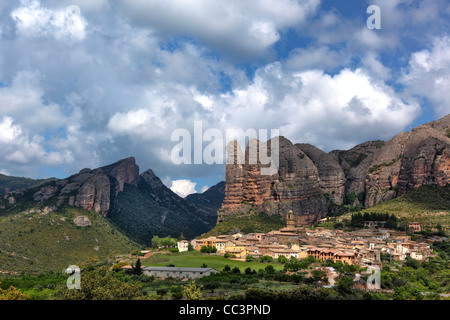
339;185;450;226
200;211;285;238
0;206;138;273
0;174;55;195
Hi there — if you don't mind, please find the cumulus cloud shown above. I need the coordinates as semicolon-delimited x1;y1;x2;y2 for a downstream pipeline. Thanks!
119;0;320;59
170;179;197;198
0;0;446;186
400;36;450;117
11;0;87;41
215;63;420;151
0;116;65;167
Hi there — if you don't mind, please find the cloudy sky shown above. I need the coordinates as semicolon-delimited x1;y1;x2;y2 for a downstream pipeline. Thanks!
0;0;449;197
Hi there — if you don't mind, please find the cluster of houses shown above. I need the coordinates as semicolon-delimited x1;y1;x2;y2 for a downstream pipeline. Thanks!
178;211;442;267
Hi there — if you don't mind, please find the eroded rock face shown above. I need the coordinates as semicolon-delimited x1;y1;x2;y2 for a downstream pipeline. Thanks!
33;186;59;202
297;143;346;204
219;115;450;226
74;174;110;216
396;126;450;195
5;157;141;217
108;157;140;193
219;137;328;225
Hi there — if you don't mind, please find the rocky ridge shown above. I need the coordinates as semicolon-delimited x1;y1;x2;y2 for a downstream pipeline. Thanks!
219;114;450;226
0;157;221;244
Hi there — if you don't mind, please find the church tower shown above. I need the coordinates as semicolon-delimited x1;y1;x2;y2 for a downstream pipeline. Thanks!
286;210;296;229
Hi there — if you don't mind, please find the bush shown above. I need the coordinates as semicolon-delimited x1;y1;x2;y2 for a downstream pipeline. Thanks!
170;286;183;299
200;246;217;254
156;288;169;297
245;288;277;300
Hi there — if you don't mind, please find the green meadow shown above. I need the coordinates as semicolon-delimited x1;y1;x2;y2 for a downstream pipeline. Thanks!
142;250;284;272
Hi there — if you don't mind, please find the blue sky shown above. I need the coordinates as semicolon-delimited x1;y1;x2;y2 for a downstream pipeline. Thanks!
0;0;449;197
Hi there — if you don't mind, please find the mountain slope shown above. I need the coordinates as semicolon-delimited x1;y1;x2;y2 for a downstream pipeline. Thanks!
185;181;225;214
219;114;450;226
337;184;450;227
0;206;137;273
0;157;218;248
0;174;55;196
107;170;217;245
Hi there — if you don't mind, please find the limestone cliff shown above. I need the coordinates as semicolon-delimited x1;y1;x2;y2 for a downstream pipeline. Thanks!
25;157;141;216
219;137;328;226
219;114;450;226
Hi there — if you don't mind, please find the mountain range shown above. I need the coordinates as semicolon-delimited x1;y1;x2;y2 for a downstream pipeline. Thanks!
219;114;450;226
1;114;449;272
0;157;224;247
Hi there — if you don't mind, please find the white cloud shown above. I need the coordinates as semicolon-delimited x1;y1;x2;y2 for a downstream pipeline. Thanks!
361;52;392;80
400;36;450;117
200;185;209;193
120;0;320;59
11;0;87;41
285;46;350;72
215;63;420;151
170;179;197;198
0;70;67;131
0;116;65;167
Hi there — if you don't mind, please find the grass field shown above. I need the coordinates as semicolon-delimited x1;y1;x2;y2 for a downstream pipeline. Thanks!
141;250;284;272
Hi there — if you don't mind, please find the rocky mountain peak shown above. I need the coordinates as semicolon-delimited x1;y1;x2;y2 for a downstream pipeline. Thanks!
219;114;450;226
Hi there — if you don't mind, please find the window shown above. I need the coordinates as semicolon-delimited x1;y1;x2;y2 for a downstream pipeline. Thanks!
186;274;189;278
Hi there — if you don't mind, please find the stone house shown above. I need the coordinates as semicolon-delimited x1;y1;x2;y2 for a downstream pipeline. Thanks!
142;266;218;279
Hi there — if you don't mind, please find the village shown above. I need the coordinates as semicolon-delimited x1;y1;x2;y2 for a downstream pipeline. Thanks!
182;211;443;268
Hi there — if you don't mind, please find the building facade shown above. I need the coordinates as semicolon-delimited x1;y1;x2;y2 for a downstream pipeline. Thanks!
142;266;218;279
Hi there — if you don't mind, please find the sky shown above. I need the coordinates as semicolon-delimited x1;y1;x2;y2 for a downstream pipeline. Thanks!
0;0;449;197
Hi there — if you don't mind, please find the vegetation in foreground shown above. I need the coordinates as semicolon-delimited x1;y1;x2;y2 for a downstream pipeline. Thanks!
1;241;448;300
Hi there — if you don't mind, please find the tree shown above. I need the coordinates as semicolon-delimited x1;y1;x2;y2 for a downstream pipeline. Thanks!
200;245;217;253
0;283;30;300
311;270;327;283
337;276;354;295
232;267;241;274
57;266;144;300
222;265;231;273
170;286;183;299
156;288;168;297
182;281;203;300
246;255;255;262
264;265;275;275
133;259;142;275
245;288;277;300
405;257;420;269
204;282;219;293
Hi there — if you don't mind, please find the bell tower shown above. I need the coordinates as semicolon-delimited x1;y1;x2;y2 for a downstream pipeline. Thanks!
286;210;296;229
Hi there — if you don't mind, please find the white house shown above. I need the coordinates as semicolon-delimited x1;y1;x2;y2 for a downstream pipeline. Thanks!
177;240;189;252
